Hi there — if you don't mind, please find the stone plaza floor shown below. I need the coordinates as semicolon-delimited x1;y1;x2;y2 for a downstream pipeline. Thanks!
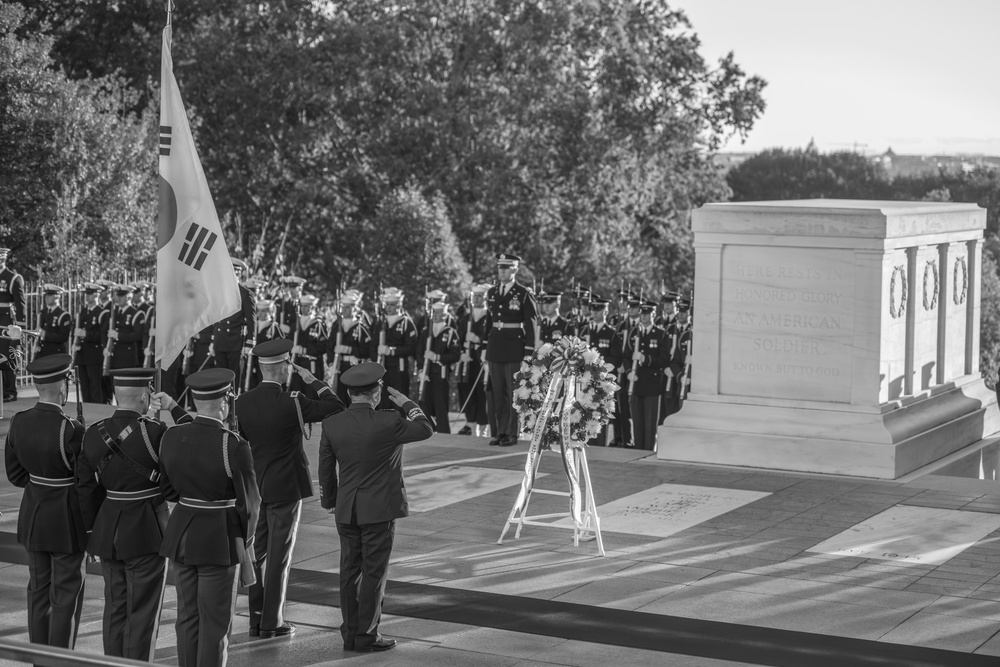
3;393;1000;665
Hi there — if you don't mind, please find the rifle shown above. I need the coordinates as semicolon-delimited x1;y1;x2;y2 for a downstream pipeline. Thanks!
459;315;471;382
375;287;386;366
71;304;84;366
74;366;85;426
628;333;639;398
181;337;193;375
330;328;343;393
289;306;300;386
143;310;156;368
102;303;117;376
418;326;432;400
666;327;679;392
239;324;250;394
681;333;692;400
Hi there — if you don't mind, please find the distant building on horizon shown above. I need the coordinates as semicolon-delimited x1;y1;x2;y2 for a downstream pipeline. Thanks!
714;147;1000;178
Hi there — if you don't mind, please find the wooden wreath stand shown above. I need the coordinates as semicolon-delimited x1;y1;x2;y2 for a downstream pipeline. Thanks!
498;442;605;557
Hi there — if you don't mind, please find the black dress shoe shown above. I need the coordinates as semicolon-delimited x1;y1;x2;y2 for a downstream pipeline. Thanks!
499;435;516;447
259;623;295;638
249;626;260;638
2;394;15;403
343;644;354;651
608;438;620;448
489;436;501;446
457;425;472;435
355;637;397;652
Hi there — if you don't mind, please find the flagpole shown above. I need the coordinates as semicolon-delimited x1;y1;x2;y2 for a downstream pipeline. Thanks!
155;0;170;419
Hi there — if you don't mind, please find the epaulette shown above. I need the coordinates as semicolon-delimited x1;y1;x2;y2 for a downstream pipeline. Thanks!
222;426;245;442
290;391;301;399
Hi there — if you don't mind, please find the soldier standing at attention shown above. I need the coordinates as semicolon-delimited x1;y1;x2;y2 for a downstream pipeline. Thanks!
236;339;344;640
5;355;87;648
456;284;490;437
484;253;537;447
624;300;670;451
328;292;372;405
76;369;192;661
318;362;433;652
105;284;144;374
416;298;461;433
537;291;567;345
213;258;257;389
246;299;283;390
158;368;260;667
372;287;417;410
664;298;693;419
276;276;305;339
38;284;73;358
75;282;107;404
289;294;327;397
580;297;616;446
0;247;25;401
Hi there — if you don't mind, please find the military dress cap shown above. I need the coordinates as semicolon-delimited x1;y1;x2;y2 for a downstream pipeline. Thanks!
42;283;65;295
231;257;248;271
571;286;592;300
589;298;610;309
185;367;235;400
661;290;681;302
426;289;447;301
299;294;318;307
340;361;385;392
27;353;73;384
430;300;449;311
639;299;657;313
110;368;157;388
0;247;9;255
471;283;491;294
113;283;134;294
282;276;306;286
80;282;103;294
538;291;562;303
496;252;521;266
381;287;403;302
677;298;692;312
95;279;116;289
627;293;642;307
253;338;293;365
255;299;274;311
339;292;359;306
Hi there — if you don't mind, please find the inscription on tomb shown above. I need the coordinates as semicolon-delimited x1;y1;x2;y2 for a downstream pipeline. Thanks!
720;246;855;402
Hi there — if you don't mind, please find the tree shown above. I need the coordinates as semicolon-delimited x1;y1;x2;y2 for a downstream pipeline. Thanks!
0;2;157;283
727;145;894;202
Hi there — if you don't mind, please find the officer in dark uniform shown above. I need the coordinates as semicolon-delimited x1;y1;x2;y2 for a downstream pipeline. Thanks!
38;284;73;358
537;291;568;345
5;354;87;648
159;368;260;667
664;298;692;418
76;368;192;661
372;287;417;411
74;282;107;404
328;292;372;405
236;338;344;639
485;253;537;447
0;247;26;401
608;291;640;447
104;284;144;376
318;362;433;652
657;291;681;424
624;300;671;451
275;276;305;338
289;294;327;397
214;258;257;390
564;286;591;337
416;299;461;433
580;297;616;446
456;283;490;437
246;300;283;391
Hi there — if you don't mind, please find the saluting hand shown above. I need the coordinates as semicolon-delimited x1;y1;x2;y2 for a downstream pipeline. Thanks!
385;386;411;407
292;363;317;384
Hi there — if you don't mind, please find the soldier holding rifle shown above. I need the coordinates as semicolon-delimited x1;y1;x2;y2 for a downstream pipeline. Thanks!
0;247;25;401
624;300;670;451
417;297;461;433
75;282;107;404
372;287;417;410
289;294;327;397
38;284;73;358
328;291;371;405
213;258;257;390
456;283;490;437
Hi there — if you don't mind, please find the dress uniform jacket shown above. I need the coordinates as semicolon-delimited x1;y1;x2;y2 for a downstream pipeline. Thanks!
580;322;616;362
538;315;569;345
417;322;461;433
77;305;105;365
0;266;25;327
623;325;671;395
484;282;537;362
158;417;260;565
39;305;73;357
329;320;371;403
318;400;434;524
103;305;144;369
77;405;193;560
6;403;88;553
370;314;417;375
456;308;489;425
214;285;257;355
236;379;344;504
293;315;328;375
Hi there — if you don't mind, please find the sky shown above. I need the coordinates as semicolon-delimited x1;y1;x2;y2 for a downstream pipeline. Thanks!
679;0;1000;156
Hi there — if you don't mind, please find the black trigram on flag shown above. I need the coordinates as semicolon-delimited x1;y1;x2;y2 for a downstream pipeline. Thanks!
159;126;172;156
178;223;217;271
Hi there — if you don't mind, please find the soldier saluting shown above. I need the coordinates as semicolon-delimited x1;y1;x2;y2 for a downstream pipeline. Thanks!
484;253;537;447
5;354;87;648
76;368;193;661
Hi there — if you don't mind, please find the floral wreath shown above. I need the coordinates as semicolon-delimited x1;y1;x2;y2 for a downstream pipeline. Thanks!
510;337;619;526
513;337;619;451
889;265;907;319
953;256;968;305
922;260;938;311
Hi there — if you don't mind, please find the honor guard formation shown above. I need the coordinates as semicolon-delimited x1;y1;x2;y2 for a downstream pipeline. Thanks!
4;247;692;665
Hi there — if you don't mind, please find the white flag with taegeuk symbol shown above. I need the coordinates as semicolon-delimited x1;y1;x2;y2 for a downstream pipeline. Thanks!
156;24;240;368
